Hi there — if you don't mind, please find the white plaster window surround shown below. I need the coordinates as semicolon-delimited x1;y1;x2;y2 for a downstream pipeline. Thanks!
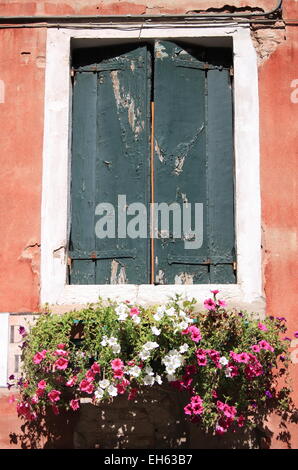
41;23;264;312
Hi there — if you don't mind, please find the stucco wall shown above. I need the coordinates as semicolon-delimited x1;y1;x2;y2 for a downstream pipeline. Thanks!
0;0;297;449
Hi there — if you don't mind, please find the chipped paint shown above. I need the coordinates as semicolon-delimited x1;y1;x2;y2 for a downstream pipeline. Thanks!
155;139;165;163
172;123;205;175
173;154;186;175
111;69;142;136
174;272;195;285
156;269;165;284
155;42;168;59
110;259;127;284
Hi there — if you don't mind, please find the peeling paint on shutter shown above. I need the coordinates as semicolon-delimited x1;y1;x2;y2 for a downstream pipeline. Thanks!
70;45;151;284
153;41;235;284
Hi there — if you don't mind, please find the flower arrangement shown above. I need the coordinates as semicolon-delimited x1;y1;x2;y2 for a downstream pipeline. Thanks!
9;292;294;436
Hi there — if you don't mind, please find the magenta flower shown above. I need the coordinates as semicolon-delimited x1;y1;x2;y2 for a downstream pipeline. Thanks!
111;358;124;371
294;331;298;339
189;326;202;343
204;298;216;311
54;357;68;370
52;405;59;415
37;379;47;390
217;299;227;308
238;416;245;428
70;399;80;411
215;425;226;435
33;350;47;364
48;390;61;403
251;345;260;353
258;322;268;331
258;340;274;352
210;289;219;295
66;376;77;387
130;307;140;316
113;368;124;379
128;388;138;401
91;362;101;374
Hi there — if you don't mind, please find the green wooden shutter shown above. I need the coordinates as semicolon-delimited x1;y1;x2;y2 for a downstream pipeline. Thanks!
153;41;235;284
70;45;151;284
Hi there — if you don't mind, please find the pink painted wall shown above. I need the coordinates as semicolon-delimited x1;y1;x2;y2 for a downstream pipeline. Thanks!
0;0;297;448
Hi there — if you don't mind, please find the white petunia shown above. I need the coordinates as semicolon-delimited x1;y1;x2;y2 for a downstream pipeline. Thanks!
165;307;176;317
128;366;141;378
179;343;189;353
139;350;151;361
115;304;129;321
155;374;162;385
143;341;159;351
132;315;141;325
143;375;155;386
107;385;118;397
94;388;104;400
151;326;161;336
153;306;166;322
176;321;189;331
144;366;154;376
111;344;121;354
98;379;110;389
219;356;229;366
100;335;108;346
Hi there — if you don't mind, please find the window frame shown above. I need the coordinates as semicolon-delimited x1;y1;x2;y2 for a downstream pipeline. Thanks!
41;23;264;313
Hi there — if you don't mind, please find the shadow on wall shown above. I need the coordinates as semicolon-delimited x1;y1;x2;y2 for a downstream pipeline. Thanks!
8;387;298;449
9;410;79;449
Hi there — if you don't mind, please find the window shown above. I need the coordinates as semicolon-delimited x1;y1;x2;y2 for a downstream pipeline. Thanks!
41;25;263;311
69;40;235;285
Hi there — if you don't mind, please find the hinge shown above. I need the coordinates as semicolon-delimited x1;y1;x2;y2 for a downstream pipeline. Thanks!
70;67;75;78
230;66;234;77
233;261;237;272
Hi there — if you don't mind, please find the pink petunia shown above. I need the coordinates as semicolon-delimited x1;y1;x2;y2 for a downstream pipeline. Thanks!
210;290;220;295
111;358;124;371
187;326;202;343
251;345;260;353
128;388;138;401
54;357;68;370
37;380;47;390
258;322;268;331
33;350;47;364
204;298;217;311
52;405;59;415
91;362;101;374
217;299;227;308
130;307;140;316
79;379;91;392
70;399;80;411
48;390;61;403
66;376;77;387
113;368;124;379
215;425;226;435
85;369;95;381
258;340;274;352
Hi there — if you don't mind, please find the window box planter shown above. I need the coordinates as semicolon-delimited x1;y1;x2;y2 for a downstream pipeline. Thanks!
10;293;295;447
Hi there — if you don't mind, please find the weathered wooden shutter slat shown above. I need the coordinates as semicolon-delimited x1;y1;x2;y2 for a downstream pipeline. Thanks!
70;46;151;284
70;72;97;284
153;41;209;285
207;67;236;283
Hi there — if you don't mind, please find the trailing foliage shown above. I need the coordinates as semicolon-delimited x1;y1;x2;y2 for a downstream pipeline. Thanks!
9;292;294;436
